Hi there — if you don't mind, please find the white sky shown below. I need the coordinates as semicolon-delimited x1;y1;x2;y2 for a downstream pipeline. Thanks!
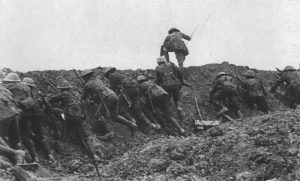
0;0;300;71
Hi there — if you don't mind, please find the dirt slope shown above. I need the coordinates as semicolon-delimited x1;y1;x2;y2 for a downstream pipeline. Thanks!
1;63;293;180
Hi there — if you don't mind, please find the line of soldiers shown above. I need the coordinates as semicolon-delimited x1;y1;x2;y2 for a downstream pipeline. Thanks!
0;56;187;166
209;65;300;119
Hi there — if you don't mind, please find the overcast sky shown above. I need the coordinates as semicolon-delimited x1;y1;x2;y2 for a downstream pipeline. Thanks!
0;0;300;72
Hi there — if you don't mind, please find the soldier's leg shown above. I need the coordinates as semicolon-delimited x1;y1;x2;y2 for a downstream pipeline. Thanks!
109;95;137;129
72;116;99;159
171;85;185;120
20;116;39;162
31;114;54;161
131;97;155;131
7;115;22;150
175;51;186;69
155;95;185;134
256;96;269;113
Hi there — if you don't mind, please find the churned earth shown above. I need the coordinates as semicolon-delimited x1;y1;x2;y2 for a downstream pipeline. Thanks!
1;62;297;181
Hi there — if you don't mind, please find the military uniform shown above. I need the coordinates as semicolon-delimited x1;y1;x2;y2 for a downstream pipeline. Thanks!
138;76;185;134
155;60;184;113
81;77;137;131
0;84;22;150
49;85;97;158
210;73;242;118
242;71;268;113
270;66;300;108
106;70;153;131
6;82;51;162
160;28;191;68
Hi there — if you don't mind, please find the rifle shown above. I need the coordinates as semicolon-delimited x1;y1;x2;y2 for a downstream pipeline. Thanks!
228;69;245;84
72;69;85;86
119;87;132;108
194;97;204;121
39;73;67;138
276;68;283;73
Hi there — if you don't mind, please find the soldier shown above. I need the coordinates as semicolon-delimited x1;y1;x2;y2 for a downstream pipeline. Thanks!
49;79;99;160
0;76;23;162
242;70;268;113
270;66;300;108
80;70;137;138
209;72;243;118
160;28;191;69
104;67;156;131
155;56;185;120
21;77;54;162
137;75;185;134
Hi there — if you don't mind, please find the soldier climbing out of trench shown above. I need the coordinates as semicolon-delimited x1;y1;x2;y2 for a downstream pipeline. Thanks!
137;75;185;134
241;70;268;114
209;72;243;119
104;67;156;132
81;69;138;138
270;66;300;108
155;56;186;121
49;79;100;160
160;28;191;69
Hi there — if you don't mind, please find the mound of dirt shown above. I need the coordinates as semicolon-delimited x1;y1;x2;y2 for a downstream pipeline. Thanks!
1;63;290;180
100;108;300;181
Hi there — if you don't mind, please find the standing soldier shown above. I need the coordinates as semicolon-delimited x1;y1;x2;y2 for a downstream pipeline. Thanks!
49;79;99;160
137;75;185;134
104;67;156;131
270;66;300;108
209;72;243;118
155;56;185;120
80;70;137;137
242;70;268;113
21;77;54;162
160;28;191;69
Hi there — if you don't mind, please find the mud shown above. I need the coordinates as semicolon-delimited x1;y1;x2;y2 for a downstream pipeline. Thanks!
1;63;295;181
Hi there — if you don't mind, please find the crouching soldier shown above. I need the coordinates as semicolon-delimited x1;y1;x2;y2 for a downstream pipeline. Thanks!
160;28;191;69
81;70;137;138
0;81;24;165
270;66;300;108
209;72;243;118
137;75;185;134
155;56;185;120
242;70;268;113
49;79;99;160
4;73;53;162
104;67;156;132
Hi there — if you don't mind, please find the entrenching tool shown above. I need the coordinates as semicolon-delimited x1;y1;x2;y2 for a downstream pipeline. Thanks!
194;97;219;130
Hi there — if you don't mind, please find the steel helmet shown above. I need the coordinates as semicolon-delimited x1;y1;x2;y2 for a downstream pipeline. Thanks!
3;72;21;83
137;75;147;83
81;69;94;78
157;56;166;63
104;67;116;77
243;70;255;77
283;66;296;72
22;77;35;87
216;72;228;78
57;79;72;89
168;28;180;34
146;74;154;80
0;70;5;80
